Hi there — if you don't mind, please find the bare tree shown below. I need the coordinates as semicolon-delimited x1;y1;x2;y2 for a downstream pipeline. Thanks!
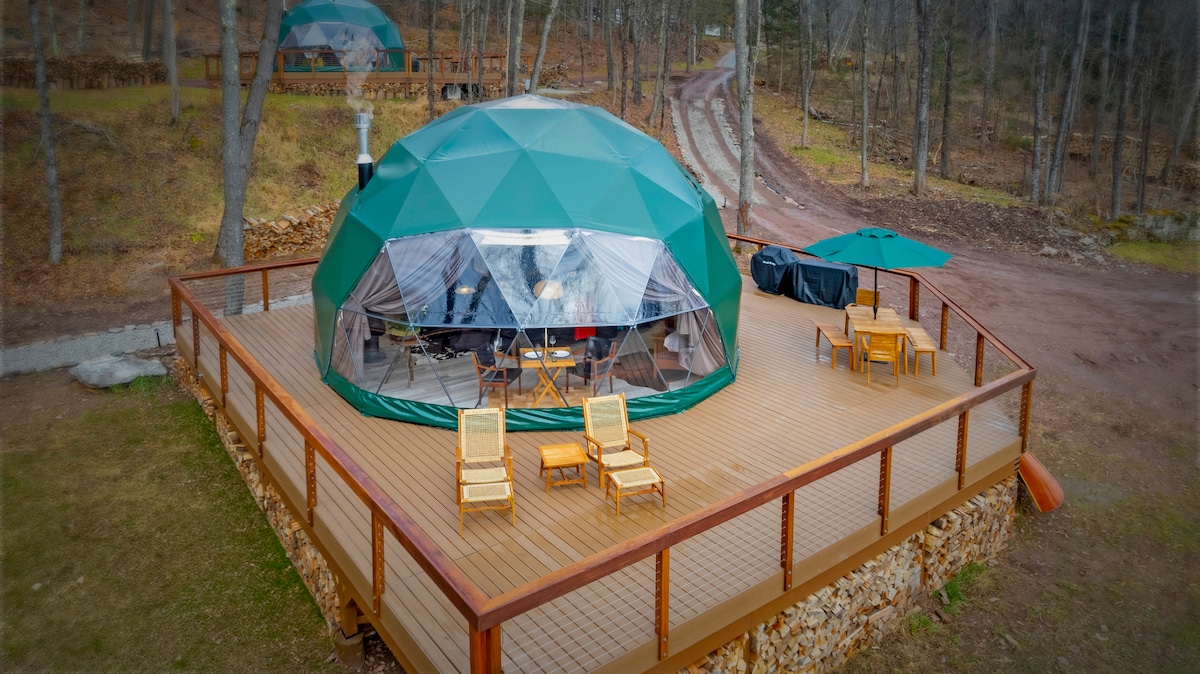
1047;0;1090;198
142;0;155;61
979;0;997;151
735;0;755;235
631;0;644;106
939;0;954;180
128;0;136;53
427;0;437;119
604;0;617;94
530;0;560;93
801;0;813;147
858;0;869;187
163;0;178;125
1089;2;1114;177
31;0;64;264
1111;0;1139;217
48;0;59;56
1030;25;1048;205
912;0;931;194
506;0;526;96
619;0;631;117
76;0;85;53
1163;3;1200;180
214;0;285;274
647;0;670;127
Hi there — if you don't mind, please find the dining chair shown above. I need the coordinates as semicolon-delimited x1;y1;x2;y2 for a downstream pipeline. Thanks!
859;331;903;385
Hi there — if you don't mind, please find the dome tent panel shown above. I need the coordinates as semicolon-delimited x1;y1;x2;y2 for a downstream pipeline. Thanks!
312;95;741;430
383;232;517;328
279;0;404;50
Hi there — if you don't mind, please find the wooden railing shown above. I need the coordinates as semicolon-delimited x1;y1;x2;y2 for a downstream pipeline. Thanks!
170;236;1035;674
203;49;530;86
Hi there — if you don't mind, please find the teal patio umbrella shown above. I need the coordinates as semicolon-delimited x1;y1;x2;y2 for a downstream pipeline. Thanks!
803;227;951;317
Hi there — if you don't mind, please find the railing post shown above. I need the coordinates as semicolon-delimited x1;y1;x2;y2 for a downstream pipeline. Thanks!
878;446;893;535
305;440;316;525
219;344;228;407
974;332;985;387
909;276;920;320
469;625;502;674
371;511;385;616
656;548;670;660
1019;381;1033;452
171;288;182;327
192;318;200;379
939;303;949;350
255;385;266;458
781;492;794;591
262;269;270;312
956;411;970;490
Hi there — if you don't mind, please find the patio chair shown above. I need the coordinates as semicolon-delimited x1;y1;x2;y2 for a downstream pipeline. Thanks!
568;336;618;396
471;344;521;407
851;288;879;307
582;393;651;488
456;408;515;534
859;331;903;385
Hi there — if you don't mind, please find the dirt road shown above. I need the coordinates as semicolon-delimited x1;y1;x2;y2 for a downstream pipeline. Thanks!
674;64;1199;671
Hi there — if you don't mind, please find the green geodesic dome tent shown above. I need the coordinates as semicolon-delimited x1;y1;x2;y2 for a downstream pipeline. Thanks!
278;0;405;72
312;95;741;430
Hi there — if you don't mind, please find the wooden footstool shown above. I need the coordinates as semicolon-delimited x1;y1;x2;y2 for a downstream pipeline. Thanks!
605;466;666;516
538;442;588;492
459;482;515;536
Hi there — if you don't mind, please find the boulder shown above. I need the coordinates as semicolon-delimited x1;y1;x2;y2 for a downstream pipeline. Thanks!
69;355;167;388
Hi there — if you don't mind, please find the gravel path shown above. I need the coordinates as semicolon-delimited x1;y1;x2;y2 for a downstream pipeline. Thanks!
1;322;177;376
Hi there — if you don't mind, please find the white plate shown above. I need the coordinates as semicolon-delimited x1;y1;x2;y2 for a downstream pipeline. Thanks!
523;351;542;359
551;350;571;359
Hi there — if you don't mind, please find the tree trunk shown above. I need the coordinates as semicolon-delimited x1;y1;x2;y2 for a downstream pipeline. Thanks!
604;0;617;96
1031;29;1047;205
979;0;997;151
141;0;154;61
912;0;931;194
1047;0;1090;198
530;0;560;93
823;0;832;67
128;0;136;53
735;0;754;235
49;0;59;56
1111;0;1139;218
619;0;630;118
939;0;954;180
506;0;526;96
31;0;64;265
1090;3;1114;177
215;0;284;274
427;0;436;119
859;0;868;188
77;0;86;53
1136;73;1154;213
802;0;813;147
632;1;643;106
163;0;178;124
647;0;670;126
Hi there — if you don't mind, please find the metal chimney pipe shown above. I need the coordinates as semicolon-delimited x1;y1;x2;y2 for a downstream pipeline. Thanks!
354;112;373;191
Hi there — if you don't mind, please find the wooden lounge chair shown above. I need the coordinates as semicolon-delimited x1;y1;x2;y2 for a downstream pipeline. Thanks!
456;408;515;534
859;331;903;385
582;393;651;489
906;326;938;378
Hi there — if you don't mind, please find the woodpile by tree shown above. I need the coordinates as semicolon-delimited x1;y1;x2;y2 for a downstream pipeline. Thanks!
2;54;167;89
242;203;338;261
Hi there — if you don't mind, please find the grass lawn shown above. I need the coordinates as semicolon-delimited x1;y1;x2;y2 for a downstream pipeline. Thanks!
1;370;341;672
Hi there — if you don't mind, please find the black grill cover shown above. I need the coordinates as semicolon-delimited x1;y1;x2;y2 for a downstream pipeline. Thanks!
789;259;859;309
750;245;801;294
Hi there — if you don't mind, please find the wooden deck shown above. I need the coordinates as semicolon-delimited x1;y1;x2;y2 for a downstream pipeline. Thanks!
178;275;1021;673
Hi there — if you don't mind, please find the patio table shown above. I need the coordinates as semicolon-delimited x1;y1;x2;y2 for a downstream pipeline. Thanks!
520;348;575;407
845;306;909;374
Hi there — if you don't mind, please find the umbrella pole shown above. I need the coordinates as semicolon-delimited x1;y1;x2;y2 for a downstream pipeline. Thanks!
873;267;879;318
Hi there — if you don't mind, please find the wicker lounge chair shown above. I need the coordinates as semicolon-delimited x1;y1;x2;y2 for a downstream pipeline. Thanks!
582;393;651;489
456;408;515;534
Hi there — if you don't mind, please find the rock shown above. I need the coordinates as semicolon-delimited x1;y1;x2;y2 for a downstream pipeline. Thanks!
1039;245;1059;256
1058;656;1069;666
69;355;167;388
1080;236;1095;246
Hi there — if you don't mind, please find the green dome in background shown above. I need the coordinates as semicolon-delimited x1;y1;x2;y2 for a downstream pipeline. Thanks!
279;0;405;52
312;95;741;430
